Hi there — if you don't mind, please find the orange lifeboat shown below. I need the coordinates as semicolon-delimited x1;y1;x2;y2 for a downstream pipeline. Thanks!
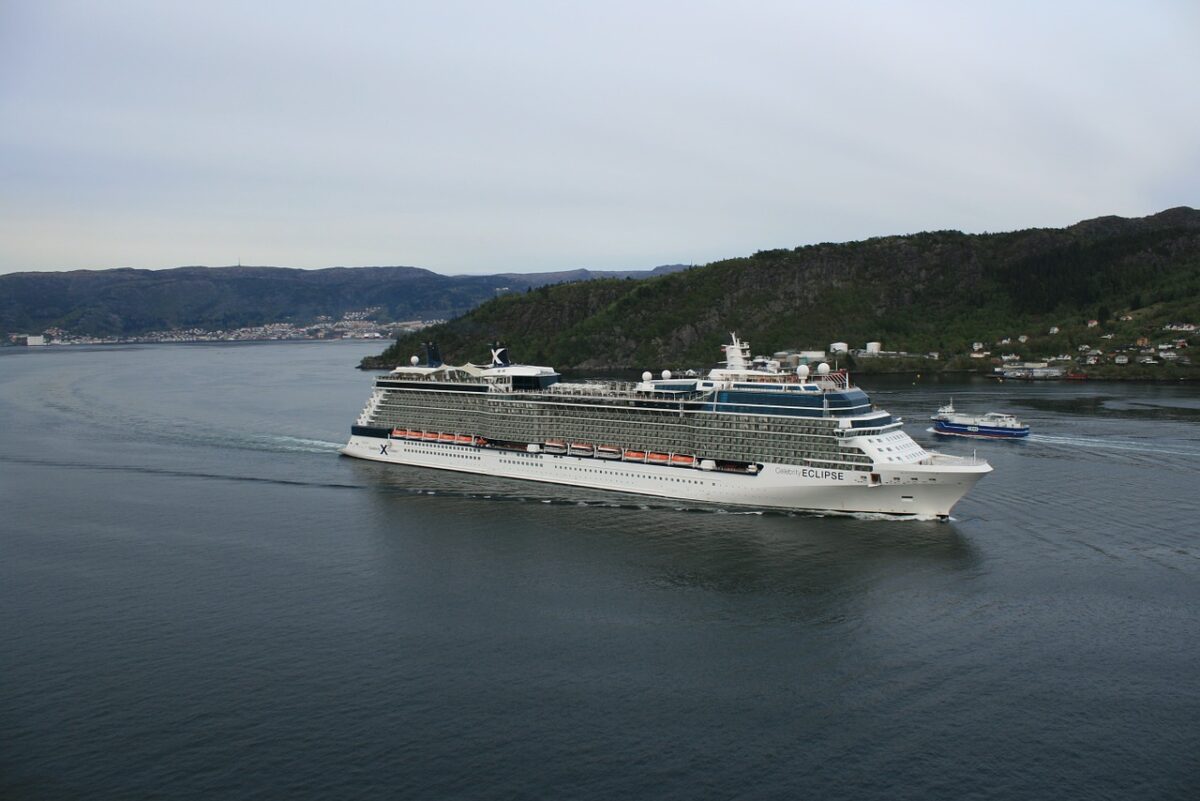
422;431;439;441
438;432;456;443
544;439;567;454
596;445;622;460
623;450;646;461
646;452;670;465
568;442;595;457
391;428;405;438
670;454;696;467
455;434;474;445
406;429;423;439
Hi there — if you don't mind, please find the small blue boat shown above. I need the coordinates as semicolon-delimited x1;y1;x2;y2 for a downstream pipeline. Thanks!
931;400;1030;439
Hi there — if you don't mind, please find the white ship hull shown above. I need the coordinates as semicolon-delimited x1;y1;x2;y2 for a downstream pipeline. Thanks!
342;434;988;518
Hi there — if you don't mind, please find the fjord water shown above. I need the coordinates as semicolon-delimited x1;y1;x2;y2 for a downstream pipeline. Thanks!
2;343;1198;800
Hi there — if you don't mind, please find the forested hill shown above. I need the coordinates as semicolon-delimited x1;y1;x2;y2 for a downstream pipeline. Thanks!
0;263;690;337
367;207;1200;370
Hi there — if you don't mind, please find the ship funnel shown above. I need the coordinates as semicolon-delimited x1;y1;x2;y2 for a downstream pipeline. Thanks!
490;342;512;367
424;342;443;367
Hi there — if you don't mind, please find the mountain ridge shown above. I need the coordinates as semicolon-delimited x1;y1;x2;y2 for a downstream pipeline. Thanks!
0;263;692;336
367;207;1200;370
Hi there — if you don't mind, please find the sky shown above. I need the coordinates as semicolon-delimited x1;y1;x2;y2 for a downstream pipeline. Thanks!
1;1;1197;276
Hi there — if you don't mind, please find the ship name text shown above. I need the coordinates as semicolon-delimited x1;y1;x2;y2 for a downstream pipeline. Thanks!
775;467;847;481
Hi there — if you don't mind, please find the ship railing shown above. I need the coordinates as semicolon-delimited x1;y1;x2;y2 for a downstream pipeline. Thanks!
716;370;852;390
834;420;903;439
540;381;709;401
810;371;852;390
922;452;990;467
543;380;639;396
380;373;486;385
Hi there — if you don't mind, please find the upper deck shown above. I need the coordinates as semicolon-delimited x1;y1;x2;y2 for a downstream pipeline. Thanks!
377;335;889;425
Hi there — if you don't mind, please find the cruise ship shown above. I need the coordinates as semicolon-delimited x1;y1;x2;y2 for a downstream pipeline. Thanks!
341;336;992;517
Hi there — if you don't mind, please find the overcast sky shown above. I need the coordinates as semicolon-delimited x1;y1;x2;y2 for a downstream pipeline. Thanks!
1;1;1197;275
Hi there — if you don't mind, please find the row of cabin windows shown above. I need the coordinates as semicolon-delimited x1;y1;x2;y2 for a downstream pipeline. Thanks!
379;407;849;450
374;397;865;456
375;414;861;460
384;417;872;471
374;403;840;442
378;390;848;429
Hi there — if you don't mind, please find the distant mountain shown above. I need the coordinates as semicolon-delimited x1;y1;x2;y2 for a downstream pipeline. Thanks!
0;263;692;337
367;208;1200;370
490;264;691;283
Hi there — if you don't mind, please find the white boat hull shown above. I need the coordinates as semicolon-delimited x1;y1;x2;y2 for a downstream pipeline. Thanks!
341;434;989;518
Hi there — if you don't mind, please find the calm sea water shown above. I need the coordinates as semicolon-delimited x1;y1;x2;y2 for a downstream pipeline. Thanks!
2;342;1199;800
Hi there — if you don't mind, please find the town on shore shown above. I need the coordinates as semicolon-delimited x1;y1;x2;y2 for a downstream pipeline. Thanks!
7;310;1197;381
678;315;1197;381
6;310;440;347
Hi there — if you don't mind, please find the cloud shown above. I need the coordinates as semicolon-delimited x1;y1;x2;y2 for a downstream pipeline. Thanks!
2;0;1197;273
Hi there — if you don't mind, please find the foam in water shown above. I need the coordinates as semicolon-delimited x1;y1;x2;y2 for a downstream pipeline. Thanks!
1028;433;1200;458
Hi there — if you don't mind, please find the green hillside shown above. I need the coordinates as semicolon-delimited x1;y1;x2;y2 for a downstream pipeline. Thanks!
366;207;1200;371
